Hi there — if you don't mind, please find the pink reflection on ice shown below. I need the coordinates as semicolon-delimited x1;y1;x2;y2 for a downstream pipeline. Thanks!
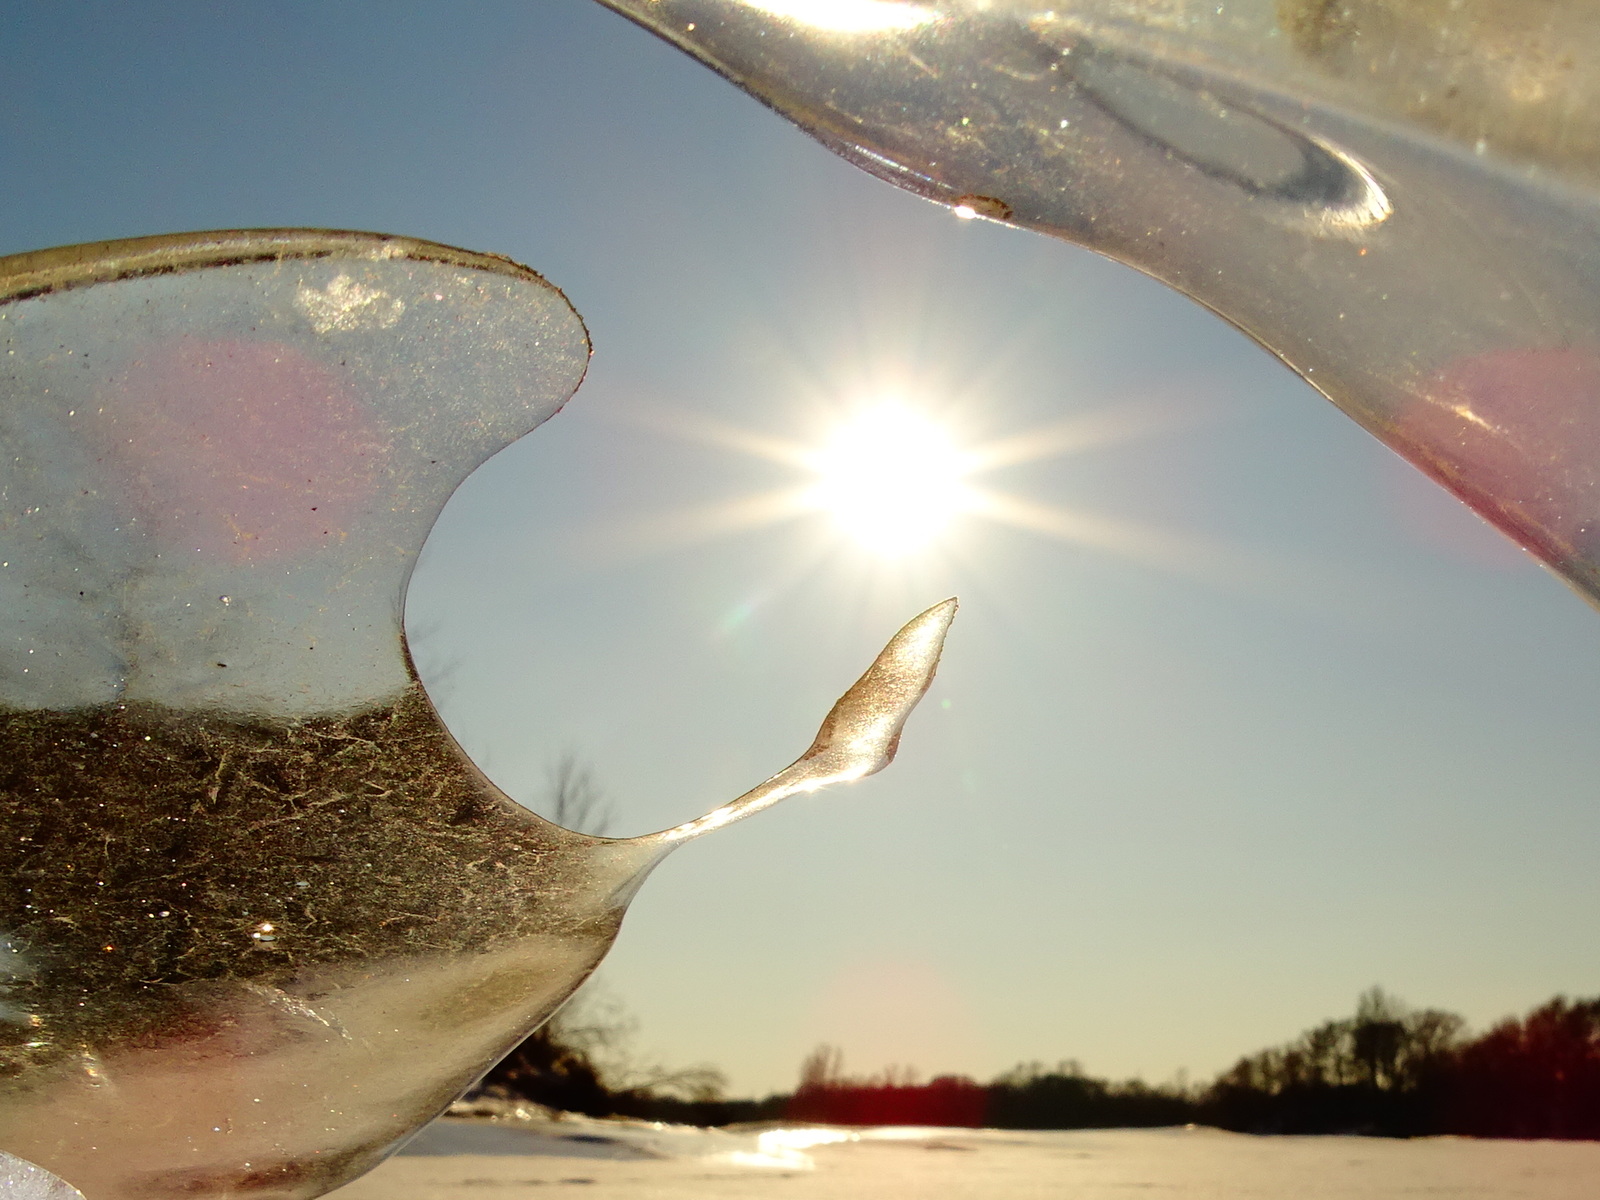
1394;347;1600;571
93;339;387;561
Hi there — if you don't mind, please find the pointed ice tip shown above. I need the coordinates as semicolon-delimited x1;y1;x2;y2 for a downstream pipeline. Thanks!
801;597;957;776
646;598;957;848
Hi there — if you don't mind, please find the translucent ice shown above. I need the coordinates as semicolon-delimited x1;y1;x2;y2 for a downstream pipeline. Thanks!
0;231;954;1199
600;0;1600;602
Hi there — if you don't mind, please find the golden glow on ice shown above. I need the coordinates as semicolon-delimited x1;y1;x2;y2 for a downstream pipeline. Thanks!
740;1;938;35
658;598;955;844
803;403;974;557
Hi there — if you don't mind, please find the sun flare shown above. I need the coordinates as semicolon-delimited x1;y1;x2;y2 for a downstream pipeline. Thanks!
613;389;1233;589
804;403;973;556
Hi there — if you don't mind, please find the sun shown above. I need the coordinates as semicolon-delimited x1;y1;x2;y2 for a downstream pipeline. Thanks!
608;386;1232;588
803;402;974;557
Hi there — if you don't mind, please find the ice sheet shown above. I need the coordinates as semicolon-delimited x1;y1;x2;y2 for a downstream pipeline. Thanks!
334;1121;1600;1200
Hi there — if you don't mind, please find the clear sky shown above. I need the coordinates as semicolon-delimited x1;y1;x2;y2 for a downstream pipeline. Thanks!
6;1;1600;1098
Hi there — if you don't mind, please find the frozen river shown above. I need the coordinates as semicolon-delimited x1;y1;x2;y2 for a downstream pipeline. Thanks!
328;1120;1600;1200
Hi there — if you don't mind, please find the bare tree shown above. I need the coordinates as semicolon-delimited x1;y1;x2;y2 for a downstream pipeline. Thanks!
1352;986;1408;1090
547;752;613;835
797;1044;846;1091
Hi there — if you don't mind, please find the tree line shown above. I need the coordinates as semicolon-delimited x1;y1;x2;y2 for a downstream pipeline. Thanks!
471;986;1600;1138
1205;987;1600;1138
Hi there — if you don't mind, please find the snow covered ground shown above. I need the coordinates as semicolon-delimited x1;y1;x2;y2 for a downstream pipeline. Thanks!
327;1120;1600;1200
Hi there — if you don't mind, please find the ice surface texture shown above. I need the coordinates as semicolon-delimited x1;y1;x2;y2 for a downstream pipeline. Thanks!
600;0;1600;603
0;1151;85;1200
0;231;953;1199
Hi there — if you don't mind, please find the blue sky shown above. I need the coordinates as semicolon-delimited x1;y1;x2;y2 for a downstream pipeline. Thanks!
6;1;1600;1096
